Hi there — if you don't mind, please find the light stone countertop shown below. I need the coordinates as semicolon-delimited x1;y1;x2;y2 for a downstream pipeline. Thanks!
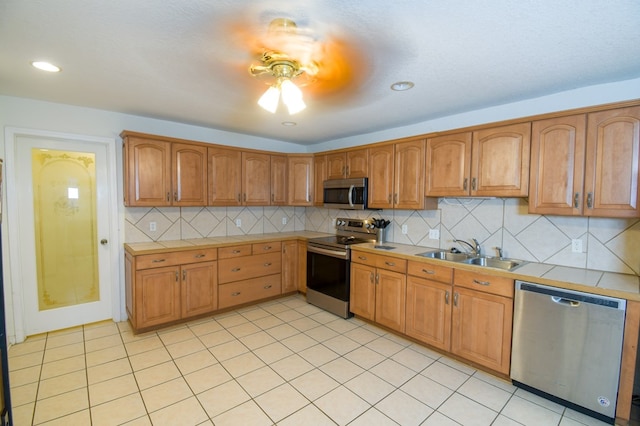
124;233;640;302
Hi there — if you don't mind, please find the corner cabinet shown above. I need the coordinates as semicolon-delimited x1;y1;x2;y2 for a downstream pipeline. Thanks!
125;248;218;332
425;123;531;197
123;133;208;207
530;106;640;217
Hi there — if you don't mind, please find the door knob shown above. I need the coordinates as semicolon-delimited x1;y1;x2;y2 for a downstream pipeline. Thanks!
100;239;108;245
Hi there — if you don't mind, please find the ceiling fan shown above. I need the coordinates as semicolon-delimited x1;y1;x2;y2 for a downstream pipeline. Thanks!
245;17;361;114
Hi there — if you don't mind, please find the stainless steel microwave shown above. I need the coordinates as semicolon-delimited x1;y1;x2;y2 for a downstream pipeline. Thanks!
323;177;368;210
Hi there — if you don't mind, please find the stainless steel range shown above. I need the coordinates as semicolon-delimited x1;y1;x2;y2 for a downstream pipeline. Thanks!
306;218;377;318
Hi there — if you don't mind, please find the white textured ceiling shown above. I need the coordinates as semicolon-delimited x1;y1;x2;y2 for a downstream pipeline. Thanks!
1;0;639;145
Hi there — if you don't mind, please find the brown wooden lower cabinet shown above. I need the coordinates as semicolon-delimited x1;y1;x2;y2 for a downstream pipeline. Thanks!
406;275;452;352
218;274;281;309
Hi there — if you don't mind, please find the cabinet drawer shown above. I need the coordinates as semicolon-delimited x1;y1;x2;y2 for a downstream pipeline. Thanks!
352;251;377;267
376;255;407;273
218;274;281;309
218;252;282;284
407;261;453;284
454;269;514;298
252;241;281;254
136;248;217;269
219;245;252;259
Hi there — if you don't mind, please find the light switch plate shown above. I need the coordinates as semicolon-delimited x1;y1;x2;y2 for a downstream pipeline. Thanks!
428;229;440;240
571;239;582;253
149;222;156;232
282;217;287;225
401;224;408;234
235;218;242;228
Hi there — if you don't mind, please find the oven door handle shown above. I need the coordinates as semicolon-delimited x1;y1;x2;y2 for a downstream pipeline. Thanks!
307;245;348;259
348;185;355;208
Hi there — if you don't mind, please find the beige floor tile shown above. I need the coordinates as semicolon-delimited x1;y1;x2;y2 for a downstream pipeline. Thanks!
298;344;339;367
422;360;471;390
122;415;152;425
83;321;119;339
254;383;309;423
8;350;44;370
87;358;132;385
369;358;416;387
45;330;83;348
236;366;285;397
238;330;276;350
148;396;209;426
304;325;339;342
422;411;463;426
274;309;305;323
37;369;87;400
141;377;194;413
289;369;340;401
134;360;181;390
253;314;284;330
166;337;206;359
212;400;273;426
270;353;314;381
288;316;321;332
43;341;85;363
438;393;499;426
10;381;38;407
129;347;171;371
208;340;249;361
184;363;232;394
215;313;249;328
325;318;360;334
374;389;433;426
39;409;91;425
11;402;35;426
400;374;454;409
124;335;163;356
281;333;317;353
220;351;265;377
84;333;123;353
8;339;46;358
320;357;365;384
158;327;196;346
116;320;132;333
10;365;42;387
344;346;386;370
187;319;224;336
40;355;85;380
315;385;370;425
239;307;271;322
252;342;294;364
89;373;139;406
265;323;299;340
391;347;436;372
85;344;127;367
33;388;89;424
365;336;405;357
198;329;235;348
322;334;361;355
227;322;261;338
343;326;381;345
173;349;217;375
345;371;395;404
458;376;513;412
277;403;336;426
197;380;251;418
349;407;399;426
90;393;147;426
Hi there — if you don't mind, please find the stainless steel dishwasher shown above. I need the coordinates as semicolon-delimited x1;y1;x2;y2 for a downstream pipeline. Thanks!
511;280;626;424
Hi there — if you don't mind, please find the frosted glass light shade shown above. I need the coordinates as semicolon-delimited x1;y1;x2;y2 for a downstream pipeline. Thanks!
258;85;280;113
280;79;306;114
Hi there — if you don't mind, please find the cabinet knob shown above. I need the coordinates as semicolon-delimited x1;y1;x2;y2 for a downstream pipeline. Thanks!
100;239;108;245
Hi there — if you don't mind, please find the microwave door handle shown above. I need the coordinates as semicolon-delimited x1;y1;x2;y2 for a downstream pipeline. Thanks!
348;185;355;207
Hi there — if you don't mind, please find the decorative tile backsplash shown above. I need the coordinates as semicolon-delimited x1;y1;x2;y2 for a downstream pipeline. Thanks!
125;199;640;275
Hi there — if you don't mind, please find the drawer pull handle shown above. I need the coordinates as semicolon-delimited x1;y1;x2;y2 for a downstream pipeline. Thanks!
445;290;450;305
195;254;206;258
232;292;241;296
263;285;272;289
232;267;241;272
454;292;458;306
358;256;367;260
152;259;166;263
473;279;490;286
422;269;435;275
232;250;241;254
264;262;272;267
264;246;272;250
385;261;395;266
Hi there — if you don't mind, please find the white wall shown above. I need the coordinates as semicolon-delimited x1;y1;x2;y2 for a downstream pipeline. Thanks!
2;77;640;341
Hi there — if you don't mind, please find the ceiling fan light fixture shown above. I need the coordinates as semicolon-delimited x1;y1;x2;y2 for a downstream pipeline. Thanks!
31;61;61;72
280;79;306;114
391;81;414;91
258;85;281;113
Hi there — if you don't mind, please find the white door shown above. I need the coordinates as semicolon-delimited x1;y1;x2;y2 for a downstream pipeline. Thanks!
5;129;119;337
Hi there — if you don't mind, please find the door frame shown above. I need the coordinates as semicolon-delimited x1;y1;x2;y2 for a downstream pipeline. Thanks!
4;127;122;343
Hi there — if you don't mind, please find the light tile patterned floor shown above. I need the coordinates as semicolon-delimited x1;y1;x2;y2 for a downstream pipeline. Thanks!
7;295;622;425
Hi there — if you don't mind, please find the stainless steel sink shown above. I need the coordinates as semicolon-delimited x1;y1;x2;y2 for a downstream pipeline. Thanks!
459;256;526;271
415;250;474;262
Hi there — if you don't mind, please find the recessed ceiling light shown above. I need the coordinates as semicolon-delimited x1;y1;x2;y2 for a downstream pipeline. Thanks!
390;81;414;91
31;61;61;72
281;121;297;126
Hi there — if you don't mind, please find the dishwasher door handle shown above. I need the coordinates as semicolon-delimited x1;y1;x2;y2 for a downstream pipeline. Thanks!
551;296;580;307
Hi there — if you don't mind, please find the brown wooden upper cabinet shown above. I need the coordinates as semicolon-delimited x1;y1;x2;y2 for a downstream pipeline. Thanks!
369;139;436;209
425;123;531;197
325;149;369;180
123;134;207;207
529;106;640;217
288;155;314;206
313;155;327;206
208;148;270;206
270;155;287;206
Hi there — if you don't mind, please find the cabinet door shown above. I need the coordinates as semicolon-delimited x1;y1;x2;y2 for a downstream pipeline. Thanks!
347;149;368;178
350;262;376;320
208;147;242;206
326;153;347;179
451;286;513;375
529;115;586;215
288;155;313;206
584;106;640;217
181;261;217;318
313;155;326;206
281;241;298;293
242;152;271;205
135;266;181;328
406;276;452;351
368;145;394;209
375;269;406;333
472;123;531;197
172;143;208;206
425;132;472;197
270;155;288;205
125;137;171;206
394;139;426;209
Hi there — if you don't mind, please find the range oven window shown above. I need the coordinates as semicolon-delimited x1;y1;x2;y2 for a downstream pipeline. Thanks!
307;250;350;301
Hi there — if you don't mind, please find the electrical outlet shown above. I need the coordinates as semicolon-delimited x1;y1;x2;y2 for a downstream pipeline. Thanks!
235;218;242;228
401;224;408;234
571;239;583;253
282;217;287;225
428;229;440;240
149;222;156;232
